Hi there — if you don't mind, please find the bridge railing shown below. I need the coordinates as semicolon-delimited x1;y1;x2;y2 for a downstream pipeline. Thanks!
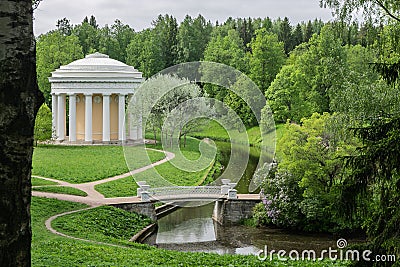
147;186;223;200
136;181;238;202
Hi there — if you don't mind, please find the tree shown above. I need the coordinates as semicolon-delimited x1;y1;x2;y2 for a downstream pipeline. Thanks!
126;29;164;78
56;17;72;36
249;28;286;93
266;64;312;123
176;15;212;63
320;0;400;23
110;19;135;62
36;31;83;105
278;17;293;54
73;19;99;55
97;25;121;60
292;23;304;48
0;0;43;265
152;14;179;67
203;29;248;101
257;113;357;232
34;104;52;145
304;20;313;42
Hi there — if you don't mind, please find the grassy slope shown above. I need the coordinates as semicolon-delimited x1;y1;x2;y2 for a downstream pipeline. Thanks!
52;205;152;246
32;145;165;183
190;120;285;147
33;186;88;196
32;197;347;266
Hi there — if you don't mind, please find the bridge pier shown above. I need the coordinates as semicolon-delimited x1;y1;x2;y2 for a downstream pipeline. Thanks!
212;198;260;225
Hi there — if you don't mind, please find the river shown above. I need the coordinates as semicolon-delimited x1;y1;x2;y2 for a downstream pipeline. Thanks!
143;141;362;256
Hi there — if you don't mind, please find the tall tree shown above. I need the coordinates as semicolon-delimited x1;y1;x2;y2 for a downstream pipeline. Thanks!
73;19;99;55
56;17;72;36
152;14;179;67
203;29;247;101
278;17;293;54
304;20;313;42
0;0;43;265
292;23;304;48
176;15;212;63
36;31;83;105
249;28;286;93
126;29;164;77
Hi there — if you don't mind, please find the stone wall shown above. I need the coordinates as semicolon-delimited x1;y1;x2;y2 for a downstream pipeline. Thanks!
111;202;157;221
213;199;260;225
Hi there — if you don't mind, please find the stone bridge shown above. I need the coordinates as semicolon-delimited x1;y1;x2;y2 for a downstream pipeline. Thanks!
115;181;262;225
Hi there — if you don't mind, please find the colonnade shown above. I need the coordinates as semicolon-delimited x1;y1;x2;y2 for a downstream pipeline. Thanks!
51;93;140;143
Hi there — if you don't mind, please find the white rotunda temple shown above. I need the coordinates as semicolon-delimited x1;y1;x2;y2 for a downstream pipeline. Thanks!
49;52;143;143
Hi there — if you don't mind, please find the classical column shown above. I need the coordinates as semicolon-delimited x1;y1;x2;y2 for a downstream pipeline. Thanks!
127;94;137;140
57;94;65;141
102;94;111;142
68;94;77;142
51;94;58;140
118;94;126;141
84;93;93;142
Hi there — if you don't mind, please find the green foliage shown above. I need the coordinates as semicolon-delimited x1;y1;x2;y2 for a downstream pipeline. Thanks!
267;24;347;123
176;14;212;63
343;115;400;262
52;206;152;246
34;103;52;144
249;28;286;93
36;31;83;104
258;113;358;232
126;29;165;77
32;145;165;183
33;186;87;196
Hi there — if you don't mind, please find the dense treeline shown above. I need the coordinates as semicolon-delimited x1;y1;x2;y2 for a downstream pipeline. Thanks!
36;14;378;106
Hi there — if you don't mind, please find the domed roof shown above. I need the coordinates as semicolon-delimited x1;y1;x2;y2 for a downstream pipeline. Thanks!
49;52;142;82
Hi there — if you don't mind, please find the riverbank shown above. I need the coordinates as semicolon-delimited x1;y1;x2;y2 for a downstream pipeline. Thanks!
32;197;349;266
190;120;286;147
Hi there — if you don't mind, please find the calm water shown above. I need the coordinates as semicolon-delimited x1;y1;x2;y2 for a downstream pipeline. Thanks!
144;142;363;255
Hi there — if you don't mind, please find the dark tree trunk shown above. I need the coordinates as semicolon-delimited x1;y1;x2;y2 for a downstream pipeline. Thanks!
0;1;44;266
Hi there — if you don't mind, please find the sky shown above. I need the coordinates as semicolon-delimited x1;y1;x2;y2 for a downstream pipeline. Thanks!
33;0;334;36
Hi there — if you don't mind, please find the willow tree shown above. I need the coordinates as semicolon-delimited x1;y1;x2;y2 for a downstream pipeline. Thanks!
0;0;43;266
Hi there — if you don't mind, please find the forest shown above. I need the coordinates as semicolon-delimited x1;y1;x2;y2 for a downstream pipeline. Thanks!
34;2;399;265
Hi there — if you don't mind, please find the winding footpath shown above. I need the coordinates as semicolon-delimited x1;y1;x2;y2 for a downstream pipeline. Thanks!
32;148;175;206
32;148;175;244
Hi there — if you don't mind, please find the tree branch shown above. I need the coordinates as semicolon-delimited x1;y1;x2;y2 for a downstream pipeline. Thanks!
374;0;400;22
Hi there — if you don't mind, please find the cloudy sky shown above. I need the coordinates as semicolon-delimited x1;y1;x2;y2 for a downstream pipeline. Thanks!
34;0;334;36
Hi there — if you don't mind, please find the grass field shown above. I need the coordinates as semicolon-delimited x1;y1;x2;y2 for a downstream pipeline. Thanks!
95;176;140;198
31;197;349;266
52;205;152;246
31;177;58;186
33;186;88;196
32;145;166;183
190;120;285;148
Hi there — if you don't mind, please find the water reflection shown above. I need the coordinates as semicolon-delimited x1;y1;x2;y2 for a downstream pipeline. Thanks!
145;202;364;256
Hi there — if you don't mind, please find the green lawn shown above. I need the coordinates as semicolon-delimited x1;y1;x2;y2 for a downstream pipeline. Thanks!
190;120;285;148
140;137;215;187
33;186;88;197
52;205;152;246
31;197;349;266
95;176;140;198
32;177;58;186
32;145;166;183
